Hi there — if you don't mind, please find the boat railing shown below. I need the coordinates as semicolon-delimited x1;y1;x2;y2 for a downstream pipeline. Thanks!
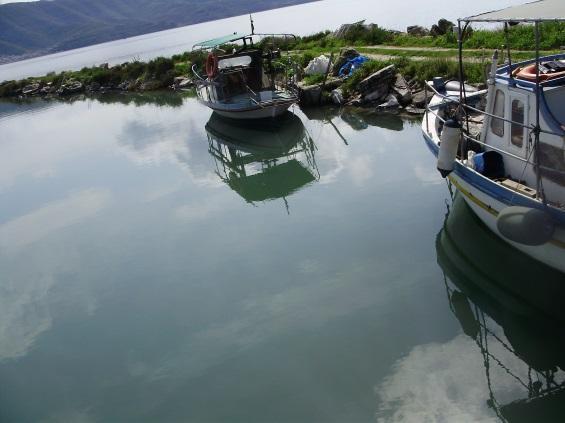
192;64;207;82
424;81;562;137
424;82;565;175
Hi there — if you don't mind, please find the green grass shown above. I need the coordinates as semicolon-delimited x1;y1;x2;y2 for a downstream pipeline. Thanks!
339;56;486;96
0;51;208;97
290;21;565;51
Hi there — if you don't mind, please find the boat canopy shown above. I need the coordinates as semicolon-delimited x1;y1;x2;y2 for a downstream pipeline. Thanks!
193;33;248;50
461;0;565;22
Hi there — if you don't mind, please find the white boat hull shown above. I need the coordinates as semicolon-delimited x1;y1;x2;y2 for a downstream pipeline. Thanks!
205;100;295;119
448;172;565;273
422;97;565;274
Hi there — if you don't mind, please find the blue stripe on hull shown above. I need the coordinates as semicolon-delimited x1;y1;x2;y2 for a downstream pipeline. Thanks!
421;130;565;225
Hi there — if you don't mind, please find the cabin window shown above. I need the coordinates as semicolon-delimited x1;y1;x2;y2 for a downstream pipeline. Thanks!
491;89;505;137
511;99;525;148
218;56;252;69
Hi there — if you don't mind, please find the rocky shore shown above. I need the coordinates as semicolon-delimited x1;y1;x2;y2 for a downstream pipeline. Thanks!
297;48;438;114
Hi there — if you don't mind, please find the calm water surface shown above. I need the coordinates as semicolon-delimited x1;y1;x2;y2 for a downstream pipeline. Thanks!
0;94;564;422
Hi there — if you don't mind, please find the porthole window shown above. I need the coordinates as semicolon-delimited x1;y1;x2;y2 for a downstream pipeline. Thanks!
491;89;505;137
511;99;525;148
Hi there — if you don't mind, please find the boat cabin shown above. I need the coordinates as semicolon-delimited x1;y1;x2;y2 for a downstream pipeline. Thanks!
480;55;565;203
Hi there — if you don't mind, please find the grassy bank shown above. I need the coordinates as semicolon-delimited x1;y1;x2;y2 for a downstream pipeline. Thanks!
289;21;565;51
0;51;205;97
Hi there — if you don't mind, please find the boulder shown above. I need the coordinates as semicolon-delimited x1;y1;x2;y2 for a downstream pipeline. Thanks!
333;21;366;39
332;48;360;76
87;82;101;92
331;88;344;105
404;106;426;115
178;78;193;89
375;94;400;111
412;89;434;107
58;80;83;95
431;18;455;36
358;64;396;103
297;82;322;106
22;83;40;95
392;73;412;106
345;94;363;107
407;25;429;36
438;18;455;34
139;79;162;91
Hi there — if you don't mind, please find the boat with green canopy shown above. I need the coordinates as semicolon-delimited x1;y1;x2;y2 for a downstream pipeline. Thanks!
192;26;299;119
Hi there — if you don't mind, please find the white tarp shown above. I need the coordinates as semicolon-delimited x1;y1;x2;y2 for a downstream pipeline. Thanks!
462;0;565;22
305;55;330;75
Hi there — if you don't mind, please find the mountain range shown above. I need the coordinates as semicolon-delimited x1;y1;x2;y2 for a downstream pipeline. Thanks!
0;0;316;63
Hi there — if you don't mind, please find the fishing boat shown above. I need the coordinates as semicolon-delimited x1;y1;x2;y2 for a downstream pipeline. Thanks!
205;112;319;210
192;25;299;119
422;0;565;273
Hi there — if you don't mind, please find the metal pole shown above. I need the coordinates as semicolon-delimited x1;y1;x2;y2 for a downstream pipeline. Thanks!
425;82;429;133
504;23;513;79
534;21;545;204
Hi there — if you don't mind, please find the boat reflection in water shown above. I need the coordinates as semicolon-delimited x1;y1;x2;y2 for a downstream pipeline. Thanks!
437;193;565;422
205;112;319;211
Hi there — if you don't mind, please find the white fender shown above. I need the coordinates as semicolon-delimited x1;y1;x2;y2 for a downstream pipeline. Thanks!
437;119;461;178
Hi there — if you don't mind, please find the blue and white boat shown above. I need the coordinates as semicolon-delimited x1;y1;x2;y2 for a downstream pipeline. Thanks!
192;31;298;119
422;0;565;273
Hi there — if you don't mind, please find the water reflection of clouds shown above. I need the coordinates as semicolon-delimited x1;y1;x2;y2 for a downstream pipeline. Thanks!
0;188;111;254
117;114;220;188
0;189;109;361
375;328;528;423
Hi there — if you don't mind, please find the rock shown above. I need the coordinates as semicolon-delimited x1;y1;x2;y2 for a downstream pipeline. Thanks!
438;18;455;34
58;80;83;95
87;82;101;92
406;25;429;36
323;77;343;91
375;94;400;111
412;89;434;107
404;106;426;115
333;21;366;38
297;82;322;106
392;73;412;106
332;48;360;76
139;79;162;91
117;81;130;91
173;76;193;89
358;64;396;103
22;83;40;95
345;94;363;107
431;18;455;36
178;78;193;89
331;88;344;105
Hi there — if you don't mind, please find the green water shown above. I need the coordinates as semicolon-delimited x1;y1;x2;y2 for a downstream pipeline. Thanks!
0;94;563;422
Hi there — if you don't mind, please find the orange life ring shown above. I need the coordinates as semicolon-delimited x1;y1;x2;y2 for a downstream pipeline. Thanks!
206;53;218;79
516;63;565;82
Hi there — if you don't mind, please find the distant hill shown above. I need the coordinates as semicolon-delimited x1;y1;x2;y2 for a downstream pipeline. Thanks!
0;0;317;63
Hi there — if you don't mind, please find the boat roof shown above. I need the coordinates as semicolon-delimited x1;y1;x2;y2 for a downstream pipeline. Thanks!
461;0;565;23
193;33;249;50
